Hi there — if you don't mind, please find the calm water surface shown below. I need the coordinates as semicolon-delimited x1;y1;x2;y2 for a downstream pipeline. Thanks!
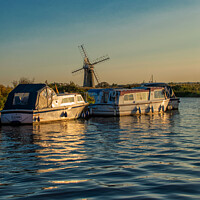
0;98;200;200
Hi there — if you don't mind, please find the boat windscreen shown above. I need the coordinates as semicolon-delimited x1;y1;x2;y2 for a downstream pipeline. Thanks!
13;93;30;106
154;90;165;99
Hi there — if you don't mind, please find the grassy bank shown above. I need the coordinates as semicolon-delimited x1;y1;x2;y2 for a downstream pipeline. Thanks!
169;82;200;97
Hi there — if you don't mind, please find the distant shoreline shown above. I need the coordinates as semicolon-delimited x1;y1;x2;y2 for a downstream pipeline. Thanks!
175;93;200;98
168;83;200;98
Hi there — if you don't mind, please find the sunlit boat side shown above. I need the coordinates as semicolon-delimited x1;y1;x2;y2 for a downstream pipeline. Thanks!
1;84;88;124
141;83;180;110
88;87;170;116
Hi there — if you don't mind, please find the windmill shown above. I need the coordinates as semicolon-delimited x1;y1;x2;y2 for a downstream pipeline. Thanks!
72;44;110;87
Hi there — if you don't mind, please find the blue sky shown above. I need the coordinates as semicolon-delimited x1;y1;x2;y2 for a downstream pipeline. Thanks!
0;0;200;85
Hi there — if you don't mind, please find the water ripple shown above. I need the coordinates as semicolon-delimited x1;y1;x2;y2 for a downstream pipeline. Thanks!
0;98;200;199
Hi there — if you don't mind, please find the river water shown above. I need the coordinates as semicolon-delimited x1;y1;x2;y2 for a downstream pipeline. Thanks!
0;98;200;200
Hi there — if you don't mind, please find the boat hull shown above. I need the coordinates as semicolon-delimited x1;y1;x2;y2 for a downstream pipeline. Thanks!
1;104;88;124
89;99;169;116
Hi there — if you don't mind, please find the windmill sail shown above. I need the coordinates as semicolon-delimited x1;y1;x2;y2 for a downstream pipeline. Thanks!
91;55;110;65
72;67;83;74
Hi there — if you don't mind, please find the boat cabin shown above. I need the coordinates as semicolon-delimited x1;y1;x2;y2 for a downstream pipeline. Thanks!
52;93;85;107
4;84;56;110
88;87;169;116
141;83;175;98
88;87;166;105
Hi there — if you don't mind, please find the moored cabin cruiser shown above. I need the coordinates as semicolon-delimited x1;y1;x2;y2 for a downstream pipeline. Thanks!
1;84;88;124
141;83;180;110
88;87;170;116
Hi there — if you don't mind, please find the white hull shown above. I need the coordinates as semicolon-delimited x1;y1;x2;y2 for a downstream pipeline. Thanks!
1;104;87;124
89;99;169;116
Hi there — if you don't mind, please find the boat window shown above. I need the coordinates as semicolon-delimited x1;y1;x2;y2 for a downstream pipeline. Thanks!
136;92;149;101
13;93;29;105
38;88;55;109
62;97;75;103
77;95;84;102
42;90;47;97
102;92;109;103
47;88;56;97
124;94;134;101
154;90;165;99
41;88;56;97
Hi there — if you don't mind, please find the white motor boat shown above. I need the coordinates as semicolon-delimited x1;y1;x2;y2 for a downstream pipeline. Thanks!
1;84;88;124
88;87;170;116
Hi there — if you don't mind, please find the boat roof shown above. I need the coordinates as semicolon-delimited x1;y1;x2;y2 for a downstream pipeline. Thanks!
88;87;161;96
11;84;47;93
88;88;113;93
3;84;52;110
57;93;81;96
88;87;163;94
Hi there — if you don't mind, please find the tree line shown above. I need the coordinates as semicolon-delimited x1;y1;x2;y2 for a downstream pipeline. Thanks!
0;85;12;110
169;82;200;97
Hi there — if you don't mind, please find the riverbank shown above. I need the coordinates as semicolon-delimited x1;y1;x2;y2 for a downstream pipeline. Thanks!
169;82;200;97
0;82;199;110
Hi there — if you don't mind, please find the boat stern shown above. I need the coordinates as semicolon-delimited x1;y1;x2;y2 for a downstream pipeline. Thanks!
167;98;180;110
1;110;33;124
89;104;117;116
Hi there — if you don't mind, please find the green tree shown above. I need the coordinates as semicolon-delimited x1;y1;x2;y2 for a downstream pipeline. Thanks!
0;84;12;110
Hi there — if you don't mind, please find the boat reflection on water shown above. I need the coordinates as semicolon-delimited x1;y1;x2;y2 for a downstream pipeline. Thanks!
0;120;89;177
0;120;87;146
88;110;179;132
1;111;180;164
0;110;180;150
33;120;88;162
